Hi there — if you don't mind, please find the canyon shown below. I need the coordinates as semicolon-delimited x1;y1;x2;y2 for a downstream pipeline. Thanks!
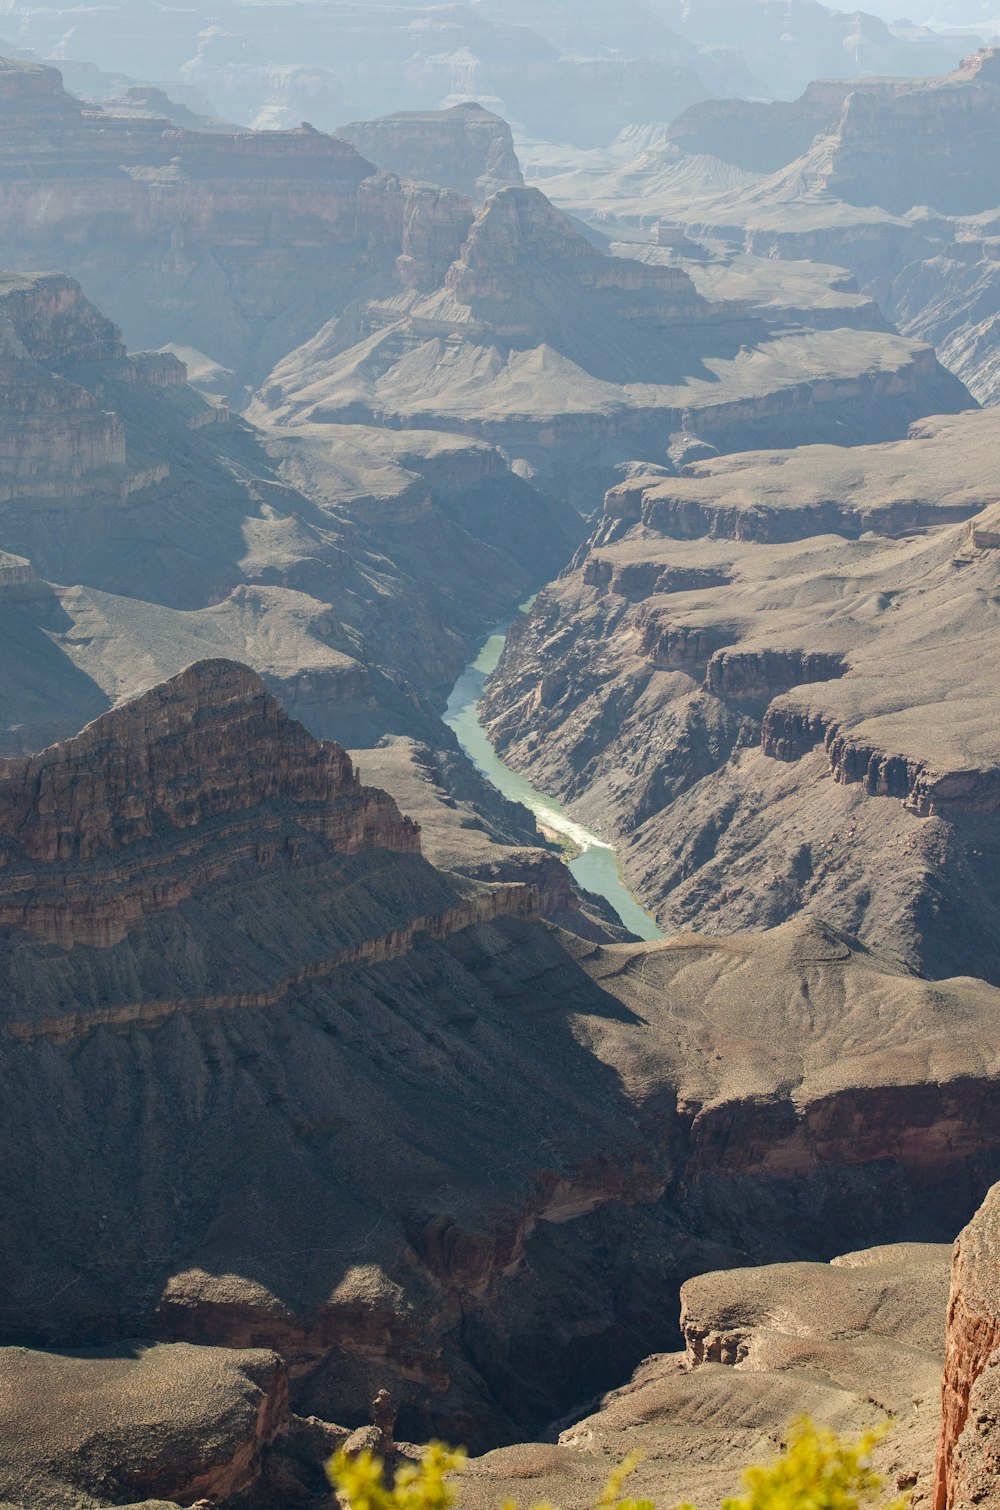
4;661;1000;1508
542;46;1000;407
251;180;970;506
0;9;999;1509
0;51;969;518
482;408;1000;982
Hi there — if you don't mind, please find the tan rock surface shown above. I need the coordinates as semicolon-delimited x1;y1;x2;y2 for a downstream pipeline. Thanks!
0;1343;287;1508
482;409;1000;980
462;1243;951;1510
252;185;970;506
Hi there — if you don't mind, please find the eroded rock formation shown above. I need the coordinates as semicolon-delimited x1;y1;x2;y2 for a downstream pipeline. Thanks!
935;1184;1000;1510
3;660;1000;1454
481;409;1000;981
254;184;970;506
336;103;523;203
463;1241;952;1510
0;56;476;390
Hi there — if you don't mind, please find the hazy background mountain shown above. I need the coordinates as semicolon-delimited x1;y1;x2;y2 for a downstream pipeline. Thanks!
0;0;986;145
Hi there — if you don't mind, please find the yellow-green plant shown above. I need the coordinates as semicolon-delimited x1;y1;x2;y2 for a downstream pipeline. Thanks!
328;1441;467;1510
327;1417;907;1510
712;1419;907;1510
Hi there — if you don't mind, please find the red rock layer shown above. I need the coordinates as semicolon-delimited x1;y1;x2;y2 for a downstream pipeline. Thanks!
935;1183;1000;1510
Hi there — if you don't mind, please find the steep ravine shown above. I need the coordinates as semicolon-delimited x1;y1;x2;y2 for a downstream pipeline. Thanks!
443;614;663;942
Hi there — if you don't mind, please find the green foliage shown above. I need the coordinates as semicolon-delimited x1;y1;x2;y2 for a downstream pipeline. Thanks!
707;1419;905;1510
327;1417;907;1510
327;1441;467;1510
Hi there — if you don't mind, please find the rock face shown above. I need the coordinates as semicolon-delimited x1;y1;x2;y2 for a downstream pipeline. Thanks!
0;271;129;503
481;409;1000;982
254;184;971;506
462;1242;952;1510
935;1184;1000;1510
0;56;475;391
664;49;1000;217
0;1343;290;1508
542;48;1000;408
5;659;1000;1456
336;103;523;202
664;80;857;176
0;659;419;948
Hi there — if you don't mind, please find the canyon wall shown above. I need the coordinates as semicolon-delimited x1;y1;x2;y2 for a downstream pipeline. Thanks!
481;410;1000;982
0;56;476;388
936;1184;1000;1510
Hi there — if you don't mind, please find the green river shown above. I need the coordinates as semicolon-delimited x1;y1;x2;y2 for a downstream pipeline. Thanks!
444;621;664;943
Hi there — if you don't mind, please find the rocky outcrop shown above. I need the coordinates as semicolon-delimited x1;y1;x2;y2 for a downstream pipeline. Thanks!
0;56;478;389
935;1184;1000;1510
0;272;129;503
443;186;707;337
256;183;970;506
336;103;523;203
664;80;856;175
480;409;1000;981
763;708;1000;819
0;659;422;947
706;648;847;702
0;1342;291;1507
463;1211;957;1509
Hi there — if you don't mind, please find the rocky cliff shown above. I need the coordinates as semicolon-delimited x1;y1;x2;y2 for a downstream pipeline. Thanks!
481;409;1000;982
336;103;523;203
545;48;1000;408
0;659;422;948
935;1183;1000;1510
255;184;971;506
665;49;1000;217
5;657;1000;1457
0;56;476;390
463;1241;952;1510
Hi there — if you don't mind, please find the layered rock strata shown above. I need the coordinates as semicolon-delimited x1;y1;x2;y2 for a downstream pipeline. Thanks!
538;49;1000;406
336;103;523;203
255;186;970;506
660;48;1000;217
0;658;422;948
482;409;1000;980
0;268;604;940
5;658;1000;1453
935;1183;1000;1510
0;56;476;389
